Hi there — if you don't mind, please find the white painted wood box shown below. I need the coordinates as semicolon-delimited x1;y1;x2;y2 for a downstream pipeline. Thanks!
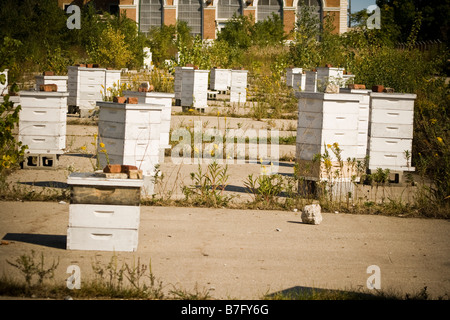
286;68;302;87
97;101;163;198
367;92;416;171
296;92;362;162
122;91;175;150
174;66;193;101
292;72;306;93
210;68;231;91
67;66;121;117
181;69;209;110
304;71;318;92
104;69;121;90
339;88;372;159
316;67;345;90
230;70;248;103
18;91;68;154
35;75;68;92
67;66;106;116
66;172;143;252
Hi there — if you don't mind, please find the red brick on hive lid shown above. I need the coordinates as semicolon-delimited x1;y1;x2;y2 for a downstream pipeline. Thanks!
113;96;126;103
127;97;138;104
40;84;58;92
348;84;366;90
372;85;384;92
103;164;122;173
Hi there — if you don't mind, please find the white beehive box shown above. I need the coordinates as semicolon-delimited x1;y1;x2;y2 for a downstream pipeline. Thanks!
35;75;68;92
143;47;152;69
0;69;8;95
122;91;175;151
292;72;306;93
181;69;209;110
296;92;362;162
316;67;345;90
286;68;302;87
210;68;231;91
230;69;248;103
19;91;68;154
304;71;318;92
97;101;163;198
339;88;372;159
367;92;416;171
174;66;193;102
104;69;121;90
66;172;143;252
67;66;106;116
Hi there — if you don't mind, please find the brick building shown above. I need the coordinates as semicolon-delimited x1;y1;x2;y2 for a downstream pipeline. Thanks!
58;0;348;39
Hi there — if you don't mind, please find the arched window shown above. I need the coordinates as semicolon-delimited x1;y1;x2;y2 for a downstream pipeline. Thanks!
139;0;163;33
217;0;243;19
178;0;203;37
257;0;283;22
298;0;322;23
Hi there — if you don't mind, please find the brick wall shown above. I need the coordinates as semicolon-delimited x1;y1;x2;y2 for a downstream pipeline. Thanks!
164;7;177;26
203;7;216;40
283;8;296;37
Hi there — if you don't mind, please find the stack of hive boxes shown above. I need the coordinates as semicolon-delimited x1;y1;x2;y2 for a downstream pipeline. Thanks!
96;100;163;198
296;92;362;195
339;87;372;159
230;69;248;103
67;66;121;117
174;66;193;105
19;90;68;168
367;92;416;172
66;172;143;252
181;68;209;111
123;90;175;162
210;68;231;92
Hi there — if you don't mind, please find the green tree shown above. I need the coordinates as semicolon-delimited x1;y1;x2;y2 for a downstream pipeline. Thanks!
252;13;286;47
288;4;321;68
216;14;253;50
87;25;133;69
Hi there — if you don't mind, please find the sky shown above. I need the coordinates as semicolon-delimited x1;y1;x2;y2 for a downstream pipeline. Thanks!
349;0;378;13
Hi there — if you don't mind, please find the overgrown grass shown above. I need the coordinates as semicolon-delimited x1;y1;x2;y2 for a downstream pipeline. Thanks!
1;252;211;300
1;251;444;300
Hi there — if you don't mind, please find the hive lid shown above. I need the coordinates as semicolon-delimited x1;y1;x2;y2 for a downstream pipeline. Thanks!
67;172;143;187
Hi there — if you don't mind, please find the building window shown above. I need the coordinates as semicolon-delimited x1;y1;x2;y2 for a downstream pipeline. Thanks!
217;0;243;20
257;0;283;22
297;0;322;23
109;4;120;16
178;0;203;37
140;0;163;33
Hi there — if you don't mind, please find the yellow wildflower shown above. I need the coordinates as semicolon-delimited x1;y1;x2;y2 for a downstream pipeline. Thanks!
100;142;105;148
430;118;437;124
327;144;332;149
213;144;219;150
80;146;87;151
437;137;443;144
